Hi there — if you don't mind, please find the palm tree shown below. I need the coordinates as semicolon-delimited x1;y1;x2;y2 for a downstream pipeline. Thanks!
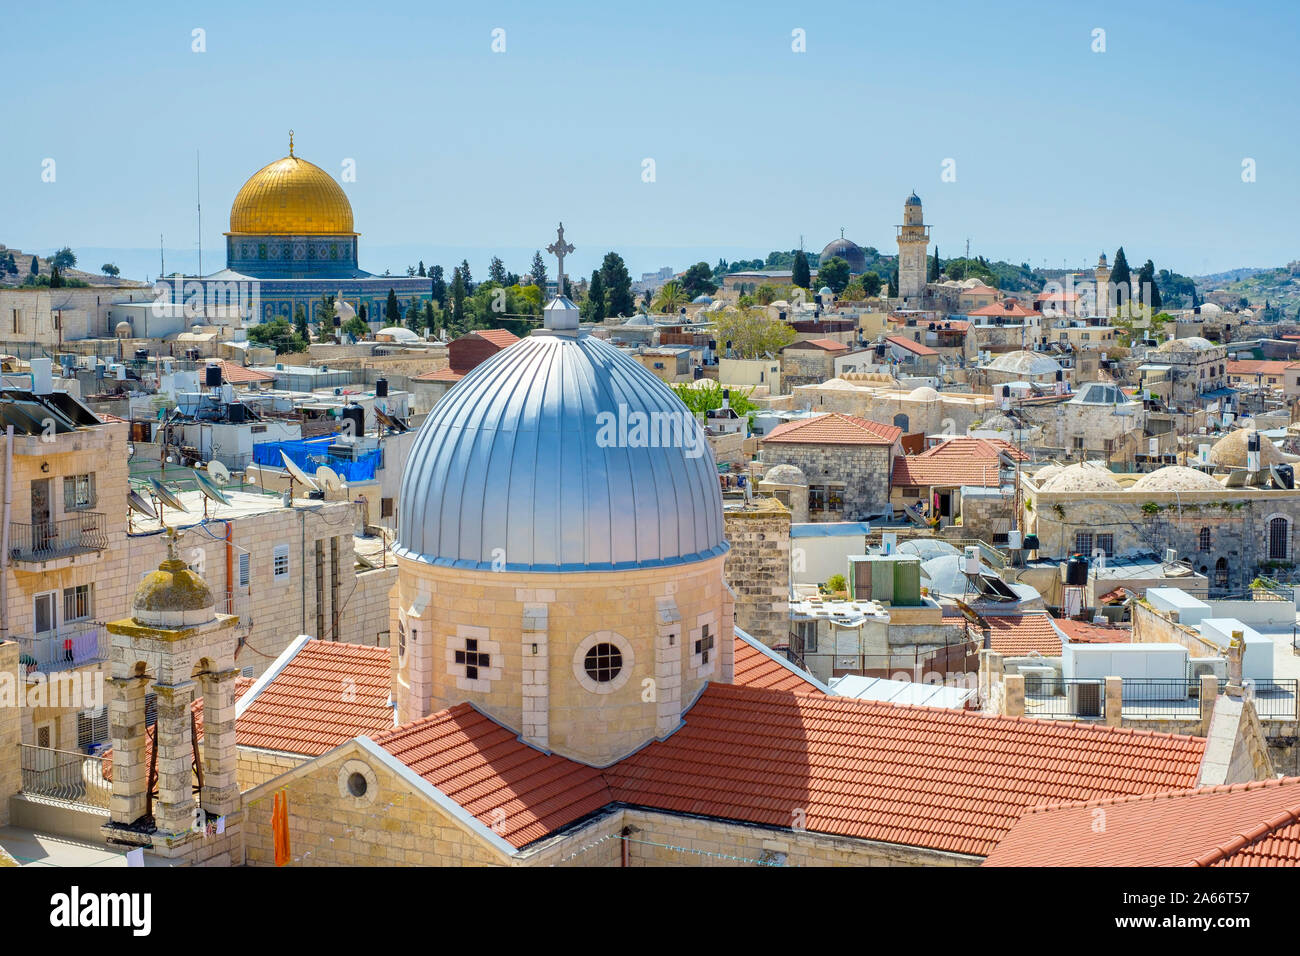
652;280;688;314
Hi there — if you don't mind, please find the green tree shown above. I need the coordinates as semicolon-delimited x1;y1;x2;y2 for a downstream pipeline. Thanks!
791;250;811;289
529;251;547;291
818;256;851;294
754;283;779;305
49;247;76;270
358;303;368;323
317;293;337;329
405;300;422;333
680;261;718;298
101;263;120;277
887;263;898;298
652;281;689;314
385;288;400;325
600;252;634;317
293;303;310;343
423;300;437;334
450;267;467;331
418;260;427;277
861;272;883;297
248;317;309;354
672;379;759;422
459;259;474;292
581;269;606;322
49;266;66;288
1136;259;1162;310
711;307;797;358
341;315;369;340
1111;247;1132;305
428;265;447;307
929;246;940;281
488;256;508;286
29;256;38;276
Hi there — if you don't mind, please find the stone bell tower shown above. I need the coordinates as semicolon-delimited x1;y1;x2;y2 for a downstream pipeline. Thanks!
1094;252;1111;318
896;192;930;307
103;537;243;862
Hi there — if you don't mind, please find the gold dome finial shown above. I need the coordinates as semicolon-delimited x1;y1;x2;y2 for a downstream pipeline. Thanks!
289;129;294;157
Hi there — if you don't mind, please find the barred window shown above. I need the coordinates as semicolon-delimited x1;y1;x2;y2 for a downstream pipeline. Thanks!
583;643;622;683
63;474;95;511
273;544;290;582
1199;527;1211;552
77;709;109;748
1074;532;1093;555
63;584;92;622
1096;534;1114;557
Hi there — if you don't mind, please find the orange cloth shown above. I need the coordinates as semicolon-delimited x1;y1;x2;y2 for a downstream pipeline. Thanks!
273;791;291;866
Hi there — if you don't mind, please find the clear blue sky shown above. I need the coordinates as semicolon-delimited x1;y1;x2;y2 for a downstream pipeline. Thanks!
2;0;1296;281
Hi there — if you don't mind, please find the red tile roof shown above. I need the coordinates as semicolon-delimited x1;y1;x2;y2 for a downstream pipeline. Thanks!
787;337;850;352
1226;359;1292;376
981;613;1063;656
412;367;465;383
984;777;1300;867
1053;618;1133;644
371;703;613;849
885;335;939;357
732;633;826;695
969;299;1037;318
604;683;1206;857
762;413;902;446
469;328;520;348
891;437;1027;489
215;360;276;385
1034;291;1079;302
236;641;395;755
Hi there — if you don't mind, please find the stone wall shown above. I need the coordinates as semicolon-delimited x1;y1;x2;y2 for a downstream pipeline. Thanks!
723;501;791;647
237;747;307;791
0;642;19;826
759;442;893;519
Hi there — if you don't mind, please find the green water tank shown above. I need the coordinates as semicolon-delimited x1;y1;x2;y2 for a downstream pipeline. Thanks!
893;557;922;606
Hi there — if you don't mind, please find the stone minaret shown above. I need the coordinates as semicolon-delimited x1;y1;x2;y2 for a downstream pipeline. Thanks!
104;537;242;861
1094;253;1111;318
896;193;930;307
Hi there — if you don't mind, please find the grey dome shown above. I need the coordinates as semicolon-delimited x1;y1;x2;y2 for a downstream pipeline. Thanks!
396;330;727;572
819;237;867;273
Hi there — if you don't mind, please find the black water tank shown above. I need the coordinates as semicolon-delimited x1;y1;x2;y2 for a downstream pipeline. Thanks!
693;365;704;380
1055;369;1063;381
375;378;388;398
1023;533;1041;552
1065;554;1090;586
707;339;716;351
204;364;222;387
341;403;365;439
134;349;149;363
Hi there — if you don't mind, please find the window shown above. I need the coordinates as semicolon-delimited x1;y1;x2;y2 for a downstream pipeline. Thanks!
1268;517;1289;561
77;708;109;748
273;544;290;582
63;474;95;511
583;643;622;683
1215;557;1229;589
1096;534;1114;557
63;584;92;622
809;484;845;513
796;619;818;654
397;619;406;661
381;498;394;518
238;551;250;587
694;623;714;665
1199;527;1211;552
1074;532;1093;555
454;638;492;681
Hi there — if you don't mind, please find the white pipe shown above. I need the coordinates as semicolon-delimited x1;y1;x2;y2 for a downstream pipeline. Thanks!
1;424;12;644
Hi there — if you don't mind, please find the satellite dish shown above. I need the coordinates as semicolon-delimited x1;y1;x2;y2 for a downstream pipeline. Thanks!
193;469;232;506
148;476;189;514
280;451;319;491
207;460;231;484
316;465;343;493
128;488;157;520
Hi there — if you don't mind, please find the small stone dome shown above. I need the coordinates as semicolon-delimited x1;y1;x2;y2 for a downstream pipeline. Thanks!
1131;466;1223;492
1209;428;1296;469
988;350;1062;375
115;321;133;337
1033;463;1063;484
907;386;940;401
1197;302;1223;314
1041;462;1121;493
1156;336;1214;353
762;464;807;485
133;552;215;628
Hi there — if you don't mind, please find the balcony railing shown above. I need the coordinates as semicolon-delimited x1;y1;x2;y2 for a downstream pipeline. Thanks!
17;624;109;674
1021;676;1298;721
20;745;111;810
9;512;108;563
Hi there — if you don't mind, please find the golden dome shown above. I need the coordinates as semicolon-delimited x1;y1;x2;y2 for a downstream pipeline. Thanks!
227;150;355;236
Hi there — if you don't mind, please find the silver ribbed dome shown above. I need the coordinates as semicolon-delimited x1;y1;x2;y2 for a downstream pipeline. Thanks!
396;330;728;572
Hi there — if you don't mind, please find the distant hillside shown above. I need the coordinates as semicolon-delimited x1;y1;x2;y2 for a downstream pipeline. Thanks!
1203;263;1300;312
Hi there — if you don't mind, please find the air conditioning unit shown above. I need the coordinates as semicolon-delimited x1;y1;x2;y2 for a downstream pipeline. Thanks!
1188;657;1227;682
1068;680;1103;717
1019;665;1058;697
1163;548;1178;564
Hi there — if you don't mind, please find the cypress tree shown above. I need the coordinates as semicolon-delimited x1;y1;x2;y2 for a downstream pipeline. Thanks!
582;269;606;322
1111;247;1132;305
792;250;811;289
385;288;400;324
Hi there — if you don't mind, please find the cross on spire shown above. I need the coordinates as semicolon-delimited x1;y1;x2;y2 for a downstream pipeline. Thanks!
546;222;574;297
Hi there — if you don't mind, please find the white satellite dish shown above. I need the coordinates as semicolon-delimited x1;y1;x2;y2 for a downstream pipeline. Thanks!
316;465;343;493
207;460;231;485
280;451;319;491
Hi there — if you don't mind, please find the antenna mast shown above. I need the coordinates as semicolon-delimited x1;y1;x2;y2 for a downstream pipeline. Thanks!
196;151;203;277
160;234;165;277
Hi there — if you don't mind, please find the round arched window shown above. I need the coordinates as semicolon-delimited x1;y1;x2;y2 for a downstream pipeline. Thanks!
584;643;623;683
347;772;368;797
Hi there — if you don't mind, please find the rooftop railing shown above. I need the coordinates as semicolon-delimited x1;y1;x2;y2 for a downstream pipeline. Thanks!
17;624;109;674
9;512;108;563
20;745;110;810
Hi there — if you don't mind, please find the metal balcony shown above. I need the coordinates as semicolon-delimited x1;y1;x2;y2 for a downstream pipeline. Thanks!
9;513;108;563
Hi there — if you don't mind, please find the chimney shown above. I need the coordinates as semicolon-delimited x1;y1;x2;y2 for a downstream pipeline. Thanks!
1225;630;1244;696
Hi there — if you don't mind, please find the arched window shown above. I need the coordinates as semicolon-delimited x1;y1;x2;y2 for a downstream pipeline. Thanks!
1268;516;1290;561
1199;527;1211;552
1215;557;1229;589
893;413;910;431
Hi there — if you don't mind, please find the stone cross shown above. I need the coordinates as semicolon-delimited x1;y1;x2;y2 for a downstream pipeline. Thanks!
546;223;574;296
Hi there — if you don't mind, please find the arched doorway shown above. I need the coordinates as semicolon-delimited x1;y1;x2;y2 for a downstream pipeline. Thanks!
1214;557;1229;590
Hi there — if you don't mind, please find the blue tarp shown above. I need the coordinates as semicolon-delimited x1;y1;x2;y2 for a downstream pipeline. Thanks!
252;435;381;482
